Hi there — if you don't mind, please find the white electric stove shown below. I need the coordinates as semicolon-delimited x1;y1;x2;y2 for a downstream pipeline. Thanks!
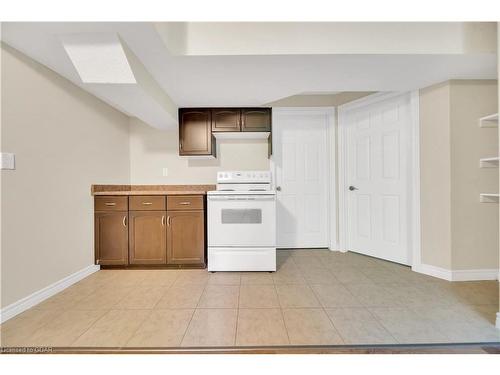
207;171;276;272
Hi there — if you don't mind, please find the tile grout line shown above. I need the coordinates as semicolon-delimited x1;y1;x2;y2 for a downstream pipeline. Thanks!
179;273;210;346
122;309;154;348
66;309;111;347
150;276;177;309
233;275;242;346
272;276;291;345
121;273;182;347
306;278;347;345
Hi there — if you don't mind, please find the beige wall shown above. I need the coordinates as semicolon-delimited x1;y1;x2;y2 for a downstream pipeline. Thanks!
450;81;498;269
419;82;453;269
177;23;497;55
129;118;269;184
1;44;131;308
420;80;498;271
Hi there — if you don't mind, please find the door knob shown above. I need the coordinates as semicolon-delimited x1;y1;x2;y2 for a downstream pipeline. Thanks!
349;186;358;191
276;186;282;191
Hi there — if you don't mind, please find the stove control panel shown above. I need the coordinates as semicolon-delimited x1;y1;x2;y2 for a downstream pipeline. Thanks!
217;171;272;184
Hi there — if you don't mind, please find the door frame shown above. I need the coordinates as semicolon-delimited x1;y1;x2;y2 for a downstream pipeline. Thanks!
270;107;337;250
337;91;421;267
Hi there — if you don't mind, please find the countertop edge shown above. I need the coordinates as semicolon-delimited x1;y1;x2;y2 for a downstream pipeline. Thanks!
92;191;210;196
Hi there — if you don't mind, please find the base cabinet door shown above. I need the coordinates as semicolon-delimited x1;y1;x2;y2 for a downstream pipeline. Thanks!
167;211;205;265
129;211;167;265
95;212;129;265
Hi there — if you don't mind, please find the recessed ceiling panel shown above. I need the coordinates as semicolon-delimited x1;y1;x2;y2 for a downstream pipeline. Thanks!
60;32;136;84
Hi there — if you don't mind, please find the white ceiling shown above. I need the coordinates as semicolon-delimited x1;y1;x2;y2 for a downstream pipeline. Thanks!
1;22;497;129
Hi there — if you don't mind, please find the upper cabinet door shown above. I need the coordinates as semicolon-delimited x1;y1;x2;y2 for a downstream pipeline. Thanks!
179;108;214;156
241;108;272;132
211;108;241;132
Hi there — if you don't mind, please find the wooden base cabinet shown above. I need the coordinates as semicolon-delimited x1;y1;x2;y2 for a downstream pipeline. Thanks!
167;211;205;265
94;212;129;266
94;194;206;268
129;211;167;265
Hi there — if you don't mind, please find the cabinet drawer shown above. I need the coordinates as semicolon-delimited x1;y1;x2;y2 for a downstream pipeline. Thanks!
167;195;204;210
129;196;166;211
95;196;128;211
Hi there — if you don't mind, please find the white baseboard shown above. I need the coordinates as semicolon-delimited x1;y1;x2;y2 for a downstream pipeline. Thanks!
413;263;499;282
0;264;100;323
412;263;453;281
451;269;499;281
496;312;500;330
328;248;344;252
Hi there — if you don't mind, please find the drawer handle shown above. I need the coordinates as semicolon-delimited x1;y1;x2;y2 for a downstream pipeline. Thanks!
142;202;153;205
179;202;191;205
105;202;116;206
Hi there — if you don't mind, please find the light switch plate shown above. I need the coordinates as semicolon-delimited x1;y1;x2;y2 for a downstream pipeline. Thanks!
162;167;168;177
0;153;15;170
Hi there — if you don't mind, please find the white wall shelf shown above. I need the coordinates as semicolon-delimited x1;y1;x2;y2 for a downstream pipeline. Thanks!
479;156;500;168
478;113;498;128
479;193;499;203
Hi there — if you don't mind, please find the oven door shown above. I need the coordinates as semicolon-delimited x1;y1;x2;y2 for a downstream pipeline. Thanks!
208;194;276;247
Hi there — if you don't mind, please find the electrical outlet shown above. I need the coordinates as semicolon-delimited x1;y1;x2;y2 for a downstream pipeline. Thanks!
162;167;168;177
0;153;15;170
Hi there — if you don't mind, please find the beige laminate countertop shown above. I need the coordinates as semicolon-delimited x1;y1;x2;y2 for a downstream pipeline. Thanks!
91;184;215;196
93;190;210;196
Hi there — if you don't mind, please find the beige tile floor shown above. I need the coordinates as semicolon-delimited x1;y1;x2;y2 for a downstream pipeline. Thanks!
1;250;499;348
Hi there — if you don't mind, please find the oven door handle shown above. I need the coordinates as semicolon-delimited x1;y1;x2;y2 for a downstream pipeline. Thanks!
208;196;275;201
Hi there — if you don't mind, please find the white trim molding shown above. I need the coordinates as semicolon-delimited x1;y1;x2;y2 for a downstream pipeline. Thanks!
413;263;499;282
412;263;453;281
0;264;100;323
451;269;499;282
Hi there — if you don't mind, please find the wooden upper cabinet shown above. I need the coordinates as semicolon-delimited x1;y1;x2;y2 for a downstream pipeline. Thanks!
211;108;241;132
95;212;129;266
129;211;167;265
167;210;205;265
179;108;215;156
179;107;272;157
241;108;272;132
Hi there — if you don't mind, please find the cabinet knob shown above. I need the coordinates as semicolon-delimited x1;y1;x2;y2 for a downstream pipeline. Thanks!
276;186;282;192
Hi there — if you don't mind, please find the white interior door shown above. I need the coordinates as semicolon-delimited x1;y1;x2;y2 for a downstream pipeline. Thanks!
273;109;331;248
342;94;412;265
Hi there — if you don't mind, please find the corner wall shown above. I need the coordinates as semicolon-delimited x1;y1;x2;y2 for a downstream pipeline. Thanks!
419;80;499;274
419;82;453;269
1;44;131;308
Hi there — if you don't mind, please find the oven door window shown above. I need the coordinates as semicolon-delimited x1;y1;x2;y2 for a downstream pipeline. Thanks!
221;209;262;224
